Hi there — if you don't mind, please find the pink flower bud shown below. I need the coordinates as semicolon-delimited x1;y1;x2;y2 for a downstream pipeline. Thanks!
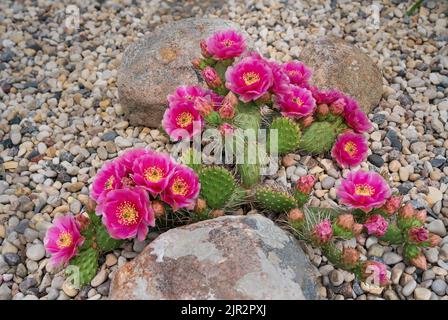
336;214;354;231
316;104;329;117
194;96;213;116
74;213;90;231
219;123;235;136
364;214;388;237
194;198;207;213
200;40;211;58
222;91;238;107
398;203;416;219
330;98;345;115
408;227;429;243
192;58;202;69
296;175;315;195
151;200;166;219
341;248;360;267
218;100;235;119
211;209;225;218
201;66;222;89
352;223;364;236
288;208;304;222
410;254;427;270
383;195;402;215
415;209;427;224
428;233;442;247
313;219;333;244
301;115;314;128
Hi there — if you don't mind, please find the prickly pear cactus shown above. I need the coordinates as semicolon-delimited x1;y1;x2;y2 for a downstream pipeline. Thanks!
268;117;301;154
68;247;99;286
254;186;297;213
299;121;339;154
199;166;236;209
180;148;201;173
96;224;123;252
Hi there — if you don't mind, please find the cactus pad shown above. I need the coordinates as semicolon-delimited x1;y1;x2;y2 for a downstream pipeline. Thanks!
96;224;123;252
299;121;338;154
268;117;301;154
68;247;99;286
199;167;236;209
255;186;298;213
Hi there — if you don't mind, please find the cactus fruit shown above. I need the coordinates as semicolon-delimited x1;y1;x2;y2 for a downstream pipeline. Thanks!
254;186;297;213
68;247;99;286
96;224;123;253
199;166;236;209
268;117;301;154
299;121;340;154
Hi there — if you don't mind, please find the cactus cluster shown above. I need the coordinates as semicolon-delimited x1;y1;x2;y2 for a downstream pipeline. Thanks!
268;117;301;154
254;186;298;213
199;166;237;209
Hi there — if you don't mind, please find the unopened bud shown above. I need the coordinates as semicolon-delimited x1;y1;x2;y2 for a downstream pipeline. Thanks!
194;198;207;213
200;40;211;58
301;115;314;128
336;214;354;231
151;200;166;219
410;254;428;270
316;104;329;117
341;248;360;267
288;208;304;222
211;209;225;218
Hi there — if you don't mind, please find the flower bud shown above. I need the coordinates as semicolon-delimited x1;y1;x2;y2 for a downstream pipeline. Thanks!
364;214;388;237
316;104;329;117
218;100;236;119
415;209;427;224
409;253;427;270
352;223;364;236
313;219;333;244
200;40;211;58
336;214;354;231
219;123;235;136
288;208;304;222
341;248;360;267
222;91;238;107
194;96;213;116
361;261;390;286
398;202;415;219
408;227;429;243
428;233;442;247
201;66;222;89
383;196;401;215
151;200;166;219
211;209;225;218
86;198;96;213
295;175;315;195
75;213;90;231
301;115;314;128
194;198;207;213
330;98;345;115
192;58;202;69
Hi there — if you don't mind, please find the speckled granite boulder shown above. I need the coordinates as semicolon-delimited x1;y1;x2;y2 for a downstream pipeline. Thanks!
110;214;321;300
299;36;383;114
118;18;252;128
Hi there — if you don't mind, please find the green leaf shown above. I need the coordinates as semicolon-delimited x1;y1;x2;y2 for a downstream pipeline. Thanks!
68;247;99;287
406;0;424;16
95;224;123;253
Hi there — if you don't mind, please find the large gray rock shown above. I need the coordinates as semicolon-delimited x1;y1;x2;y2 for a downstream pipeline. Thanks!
299;36;383;114
110;214;321;300
118;18;252;128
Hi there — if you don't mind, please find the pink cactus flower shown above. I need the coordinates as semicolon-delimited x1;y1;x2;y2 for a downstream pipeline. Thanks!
167;85;207;108
225;54;274;102
97;187;154;241
206;29;246;60
330;98;346;115
90;160;126;204
117;148;153;173
219;123;235;136
364;214;389;237
207;90;224;111
161;164;200;210
409;227;429;243
296;175;316;194
343;97;372;133
201;66;222;89
44;215;84;267
275;85;316;118
336;170;391;212
310;87;344;105
162;102;204;141
132;152;175;196
331;132;368;168
199;40;211;58
362;261;390;286
313;219;333;244
268;60;290;95
282;61;312;86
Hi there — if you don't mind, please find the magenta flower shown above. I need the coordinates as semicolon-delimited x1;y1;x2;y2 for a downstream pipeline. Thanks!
336;170;391;212
161;164;200;210
225;54;274;102
296;175;316;194
343;97;372;133
362;261;390;286
275;86;316;118
313;219;333;244
97;187;154;241
206;90;224;111
117;148;153;173
206;29;246;60
167;85;207;108
364;214;388;237
409;227;429;243
282;61;312;86
310;87;344;105
268;61;290;95
331;132;368;168
132;153;175;196
90;160;126;203
162;102;204;141
44;215;84;267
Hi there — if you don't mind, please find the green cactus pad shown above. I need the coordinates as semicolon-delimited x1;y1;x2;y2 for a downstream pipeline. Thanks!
254;187;297;213
299;121;338;154
96;224;123;253
268;117;301;154
68;247;99;286
332;224;354;240
380;222;403;244
403;244;421;260
199;167;236;209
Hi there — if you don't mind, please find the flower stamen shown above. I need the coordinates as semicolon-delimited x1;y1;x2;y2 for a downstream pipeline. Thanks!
242;72;260;86
172;177;189;196
56;232;73;249
144;166;164;183
344;141;358;157
176;112;193;128
355;184;375;196
117;201;139;226
104;176;114;190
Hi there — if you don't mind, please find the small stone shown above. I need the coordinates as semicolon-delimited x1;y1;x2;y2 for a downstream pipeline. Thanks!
62;280;78;298
26;243;45;261
427;220;446;236
115;136;132;148
0;284;12;300
402;279;417;296
368;244;384;258
66;182;84;193
3;253;20;266
329;270;344;286
391;263;405;284
426;188;444;208
101;131;118;141
281;154;296;167
367;154;384;167
91;269;108;287
383;252;403;265
399;167;410;181
410;141;427;154
19;277;37;292
105;254;117;267
431;279;447;296
425;247;439;264
321;176;335;189
414;287;431;300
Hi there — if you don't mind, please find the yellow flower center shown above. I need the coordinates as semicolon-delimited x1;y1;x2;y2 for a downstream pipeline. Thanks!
293;97;303;106
104;176;114;190
221;39;234;47
117;201;139;226
172;177;189;196
354;184;375;196
176;112;193;128
288;70;299;76
144;166;164;183
344;141;358;157
57;231;73;249
242;72;260;86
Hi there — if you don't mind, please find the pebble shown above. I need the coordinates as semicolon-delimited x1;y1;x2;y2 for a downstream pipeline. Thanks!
383;252;403;265
329;270;344;286
427;220;447;236
91;269;108;287
402;279;417;297
414;287;432;300
26;244;45;261
431;279;447;296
